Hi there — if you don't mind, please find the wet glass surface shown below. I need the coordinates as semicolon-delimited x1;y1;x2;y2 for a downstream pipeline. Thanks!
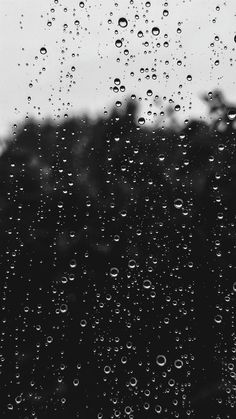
0;1;236;418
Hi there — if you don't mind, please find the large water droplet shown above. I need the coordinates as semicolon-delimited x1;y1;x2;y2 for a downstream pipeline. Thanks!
156;355;166;367
155;405;162;414
118;17;128;28
110;267;119;278
228;109;236;120
115;39;123;48
40;47;47;55
138;117;145;125
152;27;160;36
174;198;183;209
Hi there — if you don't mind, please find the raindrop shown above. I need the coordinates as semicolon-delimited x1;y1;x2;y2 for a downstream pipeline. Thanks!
80;319;87;327
155;405;162;414
138;117;145;125
174;198;183;209
130;377;137;386
40;47;47;55
60;304;68;313
104;365;111;374
174;359;183;369
118;17;128;28
110;267;119;277
143;279;152;289
152;27;160;36
73;378;79;386
156;355;167;367
147;89;153;96
214;314;222;324
70;259;77;268
158;154;165;161
227;109;236;120
115;39;123;48
128;259;136;269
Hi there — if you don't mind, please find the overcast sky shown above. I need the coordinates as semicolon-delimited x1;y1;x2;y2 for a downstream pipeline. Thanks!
0;0;236;137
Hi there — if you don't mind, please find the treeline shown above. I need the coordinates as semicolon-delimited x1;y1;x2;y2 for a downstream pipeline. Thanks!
0;91;235;418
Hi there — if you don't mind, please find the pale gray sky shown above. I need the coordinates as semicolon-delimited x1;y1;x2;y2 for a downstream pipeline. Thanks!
1;0;236;137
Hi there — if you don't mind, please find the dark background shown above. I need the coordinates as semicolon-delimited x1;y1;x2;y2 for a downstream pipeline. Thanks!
0;91;235;418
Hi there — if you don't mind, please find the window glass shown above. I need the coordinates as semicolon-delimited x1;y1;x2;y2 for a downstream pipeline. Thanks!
0;1;235;418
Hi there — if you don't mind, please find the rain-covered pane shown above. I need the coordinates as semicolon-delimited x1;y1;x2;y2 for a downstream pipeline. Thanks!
0;1;236;418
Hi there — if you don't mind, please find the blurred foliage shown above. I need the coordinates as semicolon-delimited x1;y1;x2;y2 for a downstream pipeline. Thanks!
0;91;236;417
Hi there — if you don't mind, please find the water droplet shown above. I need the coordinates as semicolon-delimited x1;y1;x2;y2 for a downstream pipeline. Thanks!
114;78;121;85
155;404;162;413
110;267;119;277
40;47;47;55
138;117;145;125
128;259;136;269
143;279;151;289
130;377;137;386
60;304;68;313
174;359;183;369
156;355;166;367
104;365;111;374
174;198;183;209
214;314;222;324
70;259;77;268
228;109;236;120
118;17;128;28
73;378;79;386
15;396;22;404
152;27;160;36
115;39;123;48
